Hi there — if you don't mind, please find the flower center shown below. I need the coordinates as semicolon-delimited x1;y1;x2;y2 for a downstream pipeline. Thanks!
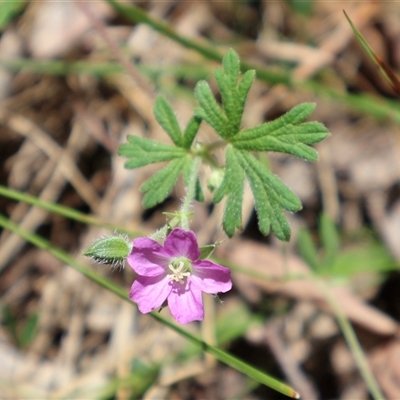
167;258;192;284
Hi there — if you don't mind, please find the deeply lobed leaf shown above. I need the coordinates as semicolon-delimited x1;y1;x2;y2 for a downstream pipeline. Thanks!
235;69;256;128
235;150;301;240
195;49;256;140
215;67;236;133
222;48;240;88
213;146;301;240
194;81;229;137
154;96;183;147
141;157;189;208
213;146;244;237
183;116;202;149
232;104;329;161
118;136;186;169
119;97;203;208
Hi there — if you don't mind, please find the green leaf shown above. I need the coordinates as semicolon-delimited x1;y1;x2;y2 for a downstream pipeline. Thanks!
297;228;320;271
192;52;328;239
0;0;26;31
232;103;329;161
236;150;301;240
222;48;240;88
19;314;39;348
194;81;229;137
182;115;202;149
215;67;236;131
154;96;183;147
117;48;330;239
214;146;244;237
237;70;256;119
214;146;301;240
141;157;189;208
119;103;203;208
215;51;256;135
195;49;256;139
320;213;340;269
214;50;242;133
118;136;185;169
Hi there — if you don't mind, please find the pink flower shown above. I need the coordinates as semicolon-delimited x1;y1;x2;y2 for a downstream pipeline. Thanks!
128;228;232;324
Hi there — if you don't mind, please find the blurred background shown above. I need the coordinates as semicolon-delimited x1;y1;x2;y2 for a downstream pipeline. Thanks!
1;1;400;399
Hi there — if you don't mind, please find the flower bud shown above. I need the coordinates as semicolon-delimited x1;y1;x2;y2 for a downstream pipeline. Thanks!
83;234;131;268
207;168;224;192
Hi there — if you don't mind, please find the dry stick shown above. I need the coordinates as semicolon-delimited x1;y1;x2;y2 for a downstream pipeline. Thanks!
74;0;155;101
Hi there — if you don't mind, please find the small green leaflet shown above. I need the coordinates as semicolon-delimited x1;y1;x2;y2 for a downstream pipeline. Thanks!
194;50;255;140
118;135;185;169
231;103;328;162
118;97;203;208
214;146;302;240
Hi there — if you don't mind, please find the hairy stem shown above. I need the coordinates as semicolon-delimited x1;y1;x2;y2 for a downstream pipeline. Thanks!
180;157;201;230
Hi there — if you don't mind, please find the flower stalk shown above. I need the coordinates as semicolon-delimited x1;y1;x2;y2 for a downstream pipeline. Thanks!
180;156;201;230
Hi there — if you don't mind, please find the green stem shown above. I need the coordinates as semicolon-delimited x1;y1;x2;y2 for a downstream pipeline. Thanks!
0;184;138;236
149;215;181;241
313;277;385;400
180;157;201;230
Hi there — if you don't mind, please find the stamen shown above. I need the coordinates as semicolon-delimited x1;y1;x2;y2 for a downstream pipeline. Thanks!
167;261;191;284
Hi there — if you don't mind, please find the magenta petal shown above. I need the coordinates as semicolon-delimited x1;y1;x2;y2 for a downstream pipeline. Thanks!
130;274;171;313
164;229;200;261
168;282;204;324
191;260;232;294
128;237;170;276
